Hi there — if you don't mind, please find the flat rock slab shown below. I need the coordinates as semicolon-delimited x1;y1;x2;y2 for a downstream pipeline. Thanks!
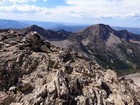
125;73;140;87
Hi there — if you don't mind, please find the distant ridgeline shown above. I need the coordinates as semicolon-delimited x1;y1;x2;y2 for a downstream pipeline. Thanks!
0;19;140;34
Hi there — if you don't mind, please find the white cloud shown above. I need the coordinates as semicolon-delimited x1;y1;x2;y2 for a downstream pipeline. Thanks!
63;0;140;19
0;0;33;3
0;0;140;22
0;4;49;13
0;0;47;4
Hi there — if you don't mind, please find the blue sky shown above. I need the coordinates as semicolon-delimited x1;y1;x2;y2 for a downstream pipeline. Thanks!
26;0;68;8
0;0;140;28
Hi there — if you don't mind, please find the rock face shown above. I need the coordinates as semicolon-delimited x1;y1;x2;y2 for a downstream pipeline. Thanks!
0;29;140;105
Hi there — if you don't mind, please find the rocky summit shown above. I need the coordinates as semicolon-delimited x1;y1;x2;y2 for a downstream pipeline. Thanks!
0;29;140;105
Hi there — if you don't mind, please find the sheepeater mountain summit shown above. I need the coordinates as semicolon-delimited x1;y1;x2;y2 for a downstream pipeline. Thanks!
1;24;140;105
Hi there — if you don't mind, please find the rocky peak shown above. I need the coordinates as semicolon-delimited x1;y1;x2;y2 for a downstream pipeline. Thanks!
88;24;113;31
25;25;45;35
29;25;42;30
76;24;140;42
19;25;72;40
71;24;140;69
25;25;47;38
76;24;115;42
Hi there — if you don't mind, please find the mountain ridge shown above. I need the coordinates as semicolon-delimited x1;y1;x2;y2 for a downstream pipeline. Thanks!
1;19;140;34
0;19;28;29
17;25;73;40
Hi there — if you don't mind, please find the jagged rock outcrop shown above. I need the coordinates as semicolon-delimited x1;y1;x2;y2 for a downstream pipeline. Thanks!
0;29;140;105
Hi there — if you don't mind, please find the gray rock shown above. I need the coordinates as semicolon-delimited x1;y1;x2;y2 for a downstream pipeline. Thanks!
9;86;16;92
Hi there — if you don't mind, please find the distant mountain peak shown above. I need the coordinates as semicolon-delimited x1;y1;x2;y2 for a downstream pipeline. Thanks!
94;24;110;28
76;24;115;41
86;24;113;32
72;24;140;69
20;25;72;40
29;25;44;30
